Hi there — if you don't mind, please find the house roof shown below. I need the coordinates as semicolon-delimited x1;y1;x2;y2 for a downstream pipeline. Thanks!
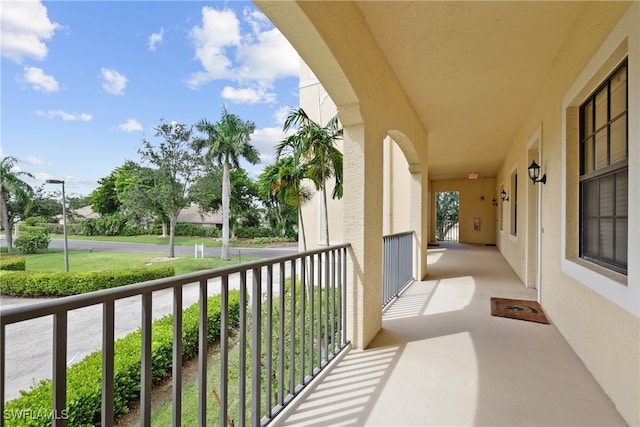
71;205;222;225
72;206;100;219
176;205;223;225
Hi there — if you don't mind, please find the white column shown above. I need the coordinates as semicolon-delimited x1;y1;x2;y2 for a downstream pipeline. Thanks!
343;121;384;349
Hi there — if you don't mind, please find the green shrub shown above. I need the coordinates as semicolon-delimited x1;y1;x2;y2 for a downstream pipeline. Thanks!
14;229;51;254
25;216;53;226
235;226;277;239
248;236;296;245
0;267;174;297
3;291;242;426
0;256;26;271
150;222;221;238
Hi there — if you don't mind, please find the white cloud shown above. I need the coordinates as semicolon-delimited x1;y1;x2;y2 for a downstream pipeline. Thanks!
235;28;299;83
118;118;143;132
0;0;60;63
187;7;240;87
250;126;294;165
148;28;164;51
274;106;294;126
22;66;59;92
221;86;275;105
25;156;47;166
187;6;299;104
101;67;127;95
37;110;92;122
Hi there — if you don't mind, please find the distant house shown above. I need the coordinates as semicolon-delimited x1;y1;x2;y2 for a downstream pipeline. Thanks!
72;206;100;219
176;205;223;228
68;205;222;228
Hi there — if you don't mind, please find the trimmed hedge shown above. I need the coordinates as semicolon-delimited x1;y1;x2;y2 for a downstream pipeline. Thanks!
4;291;242;426
0;267;175;297
0;256;26;271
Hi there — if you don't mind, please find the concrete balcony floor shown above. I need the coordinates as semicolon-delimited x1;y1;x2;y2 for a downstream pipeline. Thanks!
273;243;627;426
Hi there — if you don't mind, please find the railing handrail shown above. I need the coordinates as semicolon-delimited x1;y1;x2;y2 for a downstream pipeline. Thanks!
382;232;413;308
2;242;351;427
383;230;414;240
0;243;351;326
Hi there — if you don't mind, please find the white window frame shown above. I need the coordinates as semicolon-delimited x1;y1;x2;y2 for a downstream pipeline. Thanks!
561;4;639;317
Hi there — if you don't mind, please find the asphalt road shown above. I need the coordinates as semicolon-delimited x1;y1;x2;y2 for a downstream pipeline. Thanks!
1;239;298;402
48;238;298;259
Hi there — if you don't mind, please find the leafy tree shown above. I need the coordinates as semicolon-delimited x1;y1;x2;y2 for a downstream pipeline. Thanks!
194;106;259;260
111;161;168;233
67;195;91;211
14;185;59;222
277;107;343;246
89;170;120;215
190;166;260;238
139;120;199;257
435;191;459;241
0;156;34;254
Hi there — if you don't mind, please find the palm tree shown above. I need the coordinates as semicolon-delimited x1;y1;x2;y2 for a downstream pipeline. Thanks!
0;156;34;254
259;156;312;250
194;106;259;260
277;108;343;246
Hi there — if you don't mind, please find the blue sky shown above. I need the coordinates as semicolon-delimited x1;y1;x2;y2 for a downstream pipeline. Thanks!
1;1;301;197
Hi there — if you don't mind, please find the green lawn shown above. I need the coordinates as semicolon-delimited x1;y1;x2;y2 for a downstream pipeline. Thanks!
49;234;269;248
21;250;257;276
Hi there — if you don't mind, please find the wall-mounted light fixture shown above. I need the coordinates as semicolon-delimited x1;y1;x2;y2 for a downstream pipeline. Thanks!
491;198;498;206
528;160;547;184
501;189;509;202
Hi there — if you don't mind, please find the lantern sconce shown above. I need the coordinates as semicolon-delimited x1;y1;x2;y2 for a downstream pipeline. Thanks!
528;160;547;184
491;198;498;206
501;189;509;202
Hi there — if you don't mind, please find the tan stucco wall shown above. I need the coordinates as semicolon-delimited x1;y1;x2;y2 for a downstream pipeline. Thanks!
495;3;639;424
259;1;639;424
388;140;413;235
431;179;497;245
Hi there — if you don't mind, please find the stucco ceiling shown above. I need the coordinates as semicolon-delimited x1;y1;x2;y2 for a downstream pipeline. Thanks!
355;1;586;180
257;1;630;180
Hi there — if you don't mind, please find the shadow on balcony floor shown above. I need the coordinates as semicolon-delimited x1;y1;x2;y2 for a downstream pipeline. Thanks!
273;243;626;426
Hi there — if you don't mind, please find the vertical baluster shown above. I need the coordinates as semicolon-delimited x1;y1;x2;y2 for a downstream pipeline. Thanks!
299;258;306;385
102;301;115;427
290;260;297;394
317;253;322;370
1;324;5;427
53;311;67;427
265;265;273;419
330;250;336;356
239;271;247;427
342;247;348;345
278;261;286;406
141;293;152;427
220;275;229;427
198;280;207;427
336;249;342;347
308;255;314;378
251;268;262;426
173;286;183;427
324;251;329;362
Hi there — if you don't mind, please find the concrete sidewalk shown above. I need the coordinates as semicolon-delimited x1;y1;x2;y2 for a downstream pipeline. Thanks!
273;243;626;426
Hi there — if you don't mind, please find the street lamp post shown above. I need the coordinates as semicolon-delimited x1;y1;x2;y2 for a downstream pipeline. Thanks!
46;179;69;272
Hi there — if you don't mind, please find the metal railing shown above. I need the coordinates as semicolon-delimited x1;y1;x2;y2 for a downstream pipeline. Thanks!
435;220;459;242
382;232;414;308
1;244;350;427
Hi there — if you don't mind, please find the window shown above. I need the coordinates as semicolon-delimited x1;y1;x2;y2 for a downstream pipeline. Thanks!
579;60;628;275
510;172;517;236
